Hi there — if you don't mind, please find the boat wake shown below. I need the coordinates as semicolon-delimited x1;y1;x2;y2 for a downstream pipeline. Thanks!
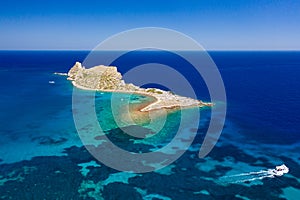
219;164;289;185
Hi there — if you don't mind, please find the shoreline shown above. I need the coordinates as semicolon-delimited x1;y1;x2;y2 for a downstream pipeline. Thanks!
71;80;212;112
59;62;213;113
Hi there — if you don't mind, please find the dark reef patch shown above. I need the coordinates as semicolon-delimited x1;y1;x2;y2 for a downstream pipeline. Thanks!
209;145;257;163
102;125;159;153
102;183;142;200
31;136;68;145
0;143;299;199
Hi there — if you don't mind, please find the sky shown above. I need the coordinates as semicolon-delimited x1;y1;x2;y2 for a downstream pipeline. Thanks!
0;0;300;50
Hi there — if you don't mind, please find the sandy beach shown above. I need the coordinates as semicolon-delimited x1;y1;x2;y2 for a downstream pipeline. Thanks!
71;80;211;113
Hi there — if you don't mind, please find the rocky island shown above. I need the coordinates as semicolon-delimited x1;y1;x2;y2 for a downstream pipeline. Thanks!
66;62;212;112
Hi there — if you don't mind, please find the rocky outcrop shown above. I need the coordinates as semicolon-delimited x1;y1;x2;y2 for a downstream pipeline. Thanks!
67;62;82;80
67;62;139;91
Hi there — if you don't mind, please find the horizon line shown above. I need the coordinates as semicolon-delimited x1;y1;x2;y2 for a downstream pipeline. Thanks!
1;49;300;52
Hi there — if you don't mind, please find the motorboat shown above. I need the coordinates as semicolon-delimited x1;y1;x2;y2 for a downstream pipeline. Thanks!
268;164;289;177
49;81;55;84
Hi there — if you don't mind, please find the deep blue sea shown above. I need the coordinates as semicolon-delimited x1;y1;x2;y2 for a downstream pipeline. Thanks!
0;51;299;199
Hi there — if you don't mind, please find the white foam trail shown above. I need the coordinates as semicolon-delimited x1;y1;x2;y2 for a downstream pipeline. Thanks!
230;174;274;184
219;169;276;184
219;164;289;185
224;170;269;177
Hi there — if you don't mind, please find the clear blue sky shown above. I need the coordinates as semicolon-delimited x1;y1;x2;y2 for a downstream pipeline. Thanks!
1;0;300;50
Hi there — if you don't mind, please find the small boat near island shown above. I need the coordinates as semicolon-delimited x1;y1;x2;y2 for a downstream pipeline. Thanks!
219;164;290;185
49;81;55;84
268;164;289;177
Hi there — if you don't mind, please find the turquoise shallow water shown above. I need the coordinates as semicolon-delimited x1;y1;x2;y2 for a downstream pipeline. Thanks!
0;51;299;199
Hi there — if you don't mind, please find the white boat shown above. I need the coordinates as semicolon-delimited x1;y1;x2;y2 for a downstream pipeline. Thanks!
54;72;68;76
268;164;289;177
49;81;55;84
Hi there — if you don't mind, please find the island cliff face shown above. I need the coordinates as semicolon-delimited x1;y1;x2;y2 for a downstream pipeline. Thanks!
68;62;138;91
67;62;212;111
